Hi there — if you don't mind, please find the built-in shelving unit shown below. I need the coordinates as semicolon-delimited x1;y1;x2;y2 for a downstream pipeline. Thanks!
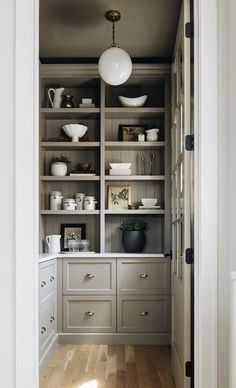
39;64;171;255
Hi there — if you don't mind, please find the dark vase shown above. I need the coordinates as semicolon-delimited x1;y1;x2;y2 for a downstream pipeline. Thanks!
122;231;146;253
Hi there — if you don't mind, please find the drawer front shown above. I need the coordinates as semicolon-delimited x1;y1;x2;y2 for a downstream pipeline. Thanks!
63;296;116;332
117;258;170;294
39;298;57;354
39;260;56;304
63;259;116;295
117;295;170;333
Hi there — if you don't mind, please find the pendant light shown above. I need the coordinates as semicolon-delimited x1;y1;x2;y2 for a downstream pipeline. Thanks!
98;10;132;86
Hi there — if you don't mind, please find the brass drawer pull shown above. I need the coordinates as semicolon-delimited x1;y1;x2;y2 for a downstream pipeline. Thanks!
139;311;149;316
50;316;55;323
40;281;46;287
41;326;46;335
139;273;148;278
50;276;55;282
85;311;95;317
85;273;95;279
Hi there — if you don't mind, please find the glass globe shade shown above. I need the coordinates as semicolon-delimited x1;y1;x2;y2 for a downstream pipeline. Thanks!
98;47;132;86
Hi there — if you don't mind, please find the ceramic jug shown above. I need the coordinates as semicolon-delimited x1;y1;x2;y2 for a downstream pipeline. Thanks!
145;128;159;141
46;235;61;253
48;87;64;108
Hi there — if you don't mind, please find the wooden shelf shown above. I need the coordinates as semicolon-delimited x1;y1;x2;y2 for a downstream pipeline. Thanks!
40;176;100;181
40;210;100;215
40;108;100;118
40;142;100;150
105;175;165;181
105;209;165;215
104;141;165;150
105;107;165;119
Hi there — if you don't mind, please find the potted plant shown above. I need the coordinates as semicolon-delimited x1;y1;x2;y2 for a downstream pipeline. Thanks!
51;155;71;176
119;219;149;253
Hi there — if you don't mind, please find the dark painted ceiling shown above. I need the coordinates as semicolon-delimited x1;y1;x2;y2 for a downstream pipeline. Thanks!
40;0;182;62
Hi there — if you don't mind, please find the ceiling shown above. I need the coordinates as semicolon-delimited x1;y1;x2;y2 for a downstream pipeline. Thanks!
40;0;182;62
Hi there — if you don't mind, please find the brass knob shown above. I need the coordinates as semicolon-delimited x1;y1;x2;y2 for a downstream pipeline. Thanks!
85;311;95;317
50;276;55;282
139;273;148;278
50;316;55;323
139;311;149;316
40;281;46;287
41;326;46;334
85;274;95;279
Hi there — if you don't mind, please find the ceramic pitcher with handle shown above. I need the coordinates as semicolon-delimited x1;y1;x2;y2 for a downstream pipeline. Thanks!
48;87;64;108
46;235;61;253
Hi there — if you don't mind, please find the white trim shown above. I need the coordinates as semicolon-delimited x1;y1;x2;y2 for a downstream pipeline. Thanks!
15;0;39;387
194;0;218;387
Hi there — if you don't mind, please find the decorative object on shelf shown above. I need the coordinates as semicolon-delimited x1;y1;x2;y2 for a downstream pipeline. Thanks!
51;155;71;176
119;219;149;253
84;196;97;211
46;234;61;254
61;94;75;108
68;239;80;252
109;162;132;176
140;156;145;175
108;185;131;210
146;128;160;141
138;133;145;142
50;191;63;210
141;198;158;207
128;204;139;210
150;153;155;175
62;123;88;143
47;87;64;108
78;162;91;171
118;95;148;107
80;98;95;108
98;10;132;86
63;198;77;211
118;125;147;141
79;239;90;252
75;193;85;210
60;223;86;251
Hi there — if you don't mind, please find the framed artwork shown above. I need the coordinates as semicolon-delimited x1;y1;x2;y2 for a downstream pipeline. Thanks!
60;223;86;251
118;125;147;141
108;185;131;210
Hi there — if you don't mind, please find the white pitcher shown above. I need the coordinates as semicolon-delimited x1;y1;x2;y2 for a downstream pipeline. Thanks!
48;87;64;108
46;235;61;253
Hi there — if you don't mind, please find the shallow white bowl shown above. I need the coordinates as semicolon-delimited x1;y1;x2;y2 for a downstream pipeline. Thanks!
141;198;157;207
63;124;88;142
118;95;148;107
110;163;131;170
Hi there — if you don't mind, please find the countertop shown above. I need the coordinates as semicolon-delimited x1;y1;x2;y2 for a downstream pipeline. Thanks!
39;252;165;263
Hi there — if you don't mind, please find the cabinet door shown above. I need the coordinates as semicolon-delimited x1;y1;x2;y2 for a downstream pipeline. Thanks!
117;258;170;295
39;297;57;356
63;295;116;333
63;258;116;295
117;295;170;333
39;260;57;304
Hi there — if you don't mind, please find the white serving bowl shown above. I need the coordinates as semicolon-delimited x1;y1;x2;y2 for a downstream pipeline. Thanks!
118;95;148;107
63;124;88;142
110;163;131;170
141;198;158;207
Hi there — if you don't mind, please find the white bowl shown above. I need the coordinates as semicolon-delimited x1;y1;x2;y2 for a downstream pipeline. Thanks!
63;124;88;142
141;198;157;207
118;95;148;107
110;163;131;170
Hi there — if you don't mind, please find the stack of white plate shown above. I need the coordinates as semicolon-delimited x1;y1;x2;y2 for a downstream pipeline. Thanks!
109;163;132;176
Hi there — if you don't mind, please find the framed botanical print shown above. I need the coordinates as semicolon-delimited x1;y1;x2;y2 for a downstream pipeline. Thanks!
118;125;147;141
108;185;131;210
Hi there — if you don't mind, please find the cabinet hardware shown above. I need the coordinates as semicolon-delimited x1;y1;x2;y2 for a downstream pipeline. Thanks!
50;276;55;282
85;273;95;279
164;251;172;259
185;361;193;378
139;311;149;316
185;248;194;264
40;281;46;287
185;134;194;151
41;326;46;335
139;273;148;278
85;311;95;317
185;22;194;38
50;316;55;322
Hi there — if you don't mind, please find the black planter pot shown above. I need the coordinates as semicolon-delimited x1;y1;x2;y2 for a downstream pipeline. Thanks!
122;231;146;253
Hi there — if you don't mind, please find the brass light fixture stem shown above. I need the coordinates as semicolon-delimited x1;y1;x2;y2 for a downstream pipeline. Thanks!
105;10;121;48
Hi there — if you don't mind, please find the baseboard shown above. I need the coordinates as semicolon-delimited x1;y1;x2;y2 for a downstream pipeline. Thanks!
39;334;59;375
58;332;171;345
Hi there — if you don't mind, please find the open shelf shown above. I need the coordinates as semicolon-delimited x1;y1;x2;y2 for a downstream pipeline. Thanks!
104;209;165;215
40;210;100;215
104;141;165;150
40;108;100;119
40;142;100;150
105;107;165;119
105;175;165;181
40;176;100;181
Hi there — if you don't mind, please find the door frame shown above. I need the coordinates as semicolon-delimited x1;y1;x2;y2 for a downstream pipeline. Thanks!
13;0;220;387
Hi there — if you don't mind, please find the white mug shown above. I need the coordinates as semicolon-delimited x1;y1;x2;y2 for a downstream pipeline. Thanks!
46;235;61;253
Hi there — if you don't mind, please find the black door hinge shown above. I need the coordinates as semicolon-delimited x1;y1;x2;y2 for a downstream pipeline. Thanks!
164;251;172;259
185;361;193;378
185;22;194;38
185;134;194;151
185;248;194;264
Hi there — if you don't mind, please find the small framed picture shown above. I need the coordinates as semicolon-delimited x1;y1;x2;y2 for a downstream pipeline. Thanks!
118;125;147;141
60;223;86;251
108;185;131;210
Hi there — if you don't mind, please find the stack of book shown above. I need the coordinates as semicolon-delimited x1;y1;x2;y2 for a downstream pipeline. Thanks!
79;98;95;108
109;169;131;176
109;163;132;176
70;170;96;176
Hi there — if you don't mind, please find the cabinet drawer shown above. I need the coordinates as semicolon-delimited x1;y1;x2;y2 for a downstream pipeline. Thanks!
39;260;57;304
117;295;170;333
63;295;116;332
39;297;57;355
63;259;116;295
117;258;170;294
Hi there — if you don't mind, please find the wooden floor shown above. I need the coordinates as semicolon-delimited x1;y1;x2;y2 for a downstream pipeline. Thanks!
40;345;175;388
